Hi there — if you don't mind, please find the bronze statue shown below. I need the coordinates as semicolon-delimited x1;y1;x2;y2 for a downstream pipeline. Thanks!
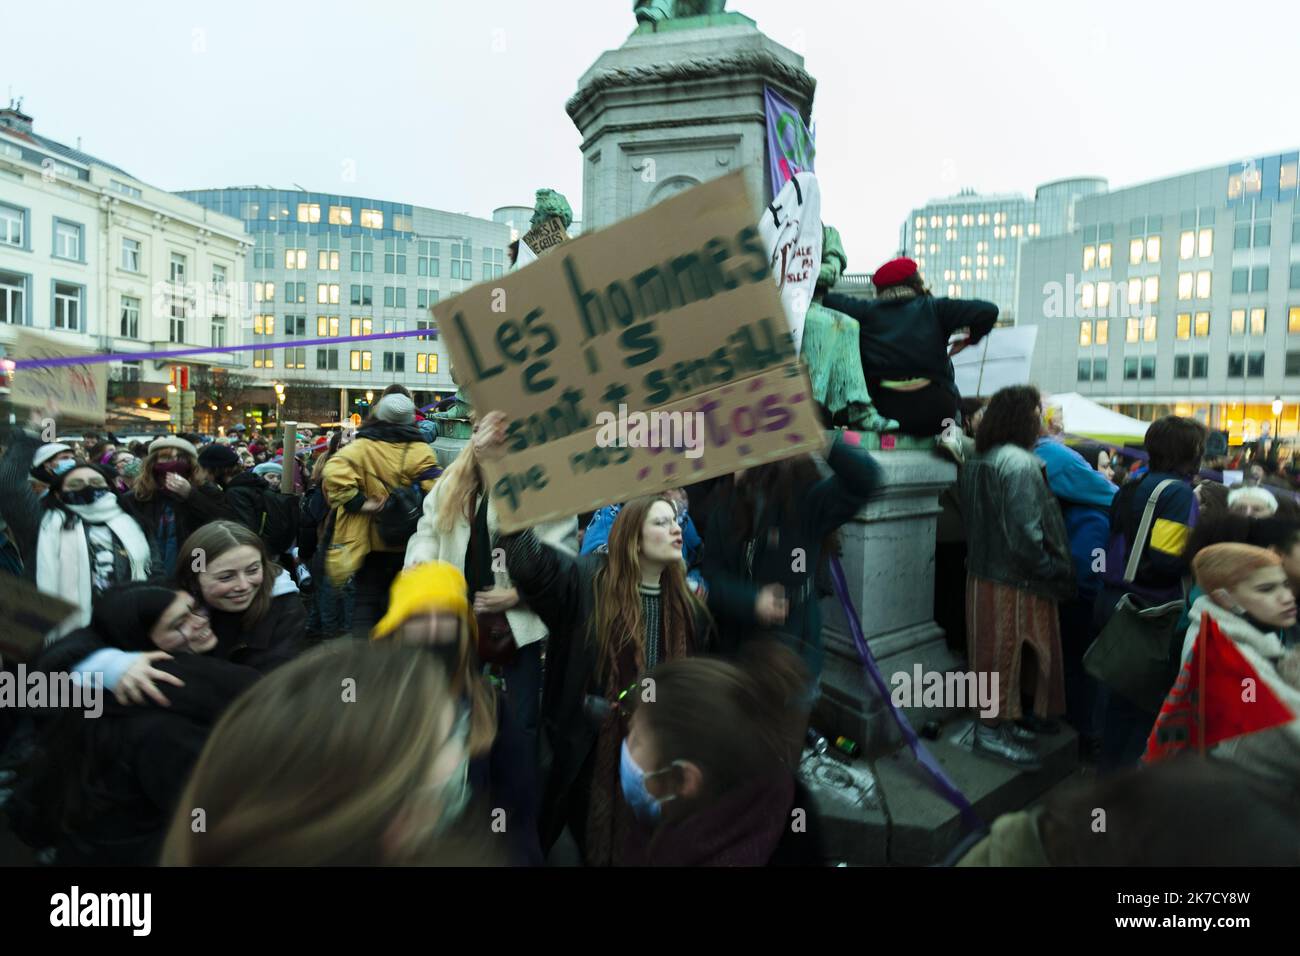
635;0;727;24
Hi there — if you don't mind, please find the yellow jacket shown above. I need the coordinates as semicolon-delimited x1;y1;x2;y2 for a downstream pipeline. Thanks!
322;424;439;584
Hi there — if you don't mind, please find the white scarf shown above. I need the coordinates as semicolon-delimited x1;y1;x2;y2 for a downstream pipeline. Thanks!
37;494;151;637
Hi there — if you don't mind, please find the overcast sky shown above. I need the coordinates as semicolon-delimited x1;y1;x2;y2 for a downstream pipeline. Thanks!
5;0;1297;268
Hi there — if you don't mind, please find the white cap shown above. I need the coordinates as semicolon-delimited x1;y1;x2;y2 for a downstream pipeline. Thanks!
32;443;72;468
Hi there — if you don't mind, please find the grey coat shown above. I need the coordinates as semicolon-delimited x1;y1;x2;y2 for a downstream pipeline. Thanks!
959;443;1075;602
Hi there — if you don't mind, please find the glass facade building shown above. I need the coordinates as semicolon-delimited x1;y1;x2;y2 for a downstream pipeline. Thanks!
176;187;514;413
1016;151;1300;443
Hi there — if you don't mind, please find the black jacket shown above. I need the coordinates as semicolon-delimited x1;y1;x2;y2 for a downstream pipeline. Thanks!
0;429;47;580
125;484;229;572
823;291;998;399
703;433;881;677
501;528;712;852
40;655;258;865
208;591;307;673
220;471;274;537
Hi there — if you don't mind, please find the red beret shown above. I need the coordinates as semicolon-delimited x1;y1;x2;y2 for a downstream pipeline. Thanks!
872;257;919;289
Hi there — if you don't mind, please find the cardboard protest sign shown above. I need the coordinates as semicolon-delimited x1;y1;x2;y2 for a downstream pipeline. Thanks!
10;330;108;423
521;217;569;258
0;577;79;662
434;172;826;532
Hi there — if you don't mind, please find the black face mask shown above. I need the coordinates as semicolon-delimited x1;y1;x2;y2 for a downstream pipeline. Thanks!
425;641;461;676
62;487;112;506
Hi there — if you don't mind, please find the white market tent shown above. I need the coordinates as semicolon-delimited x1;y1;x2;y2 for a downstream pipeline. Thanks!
1047;392;1150;445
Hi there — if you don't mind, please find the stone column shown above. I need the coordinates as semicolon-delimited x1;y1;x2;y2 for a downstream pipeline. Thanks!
814;439;964;755
567;13;814;230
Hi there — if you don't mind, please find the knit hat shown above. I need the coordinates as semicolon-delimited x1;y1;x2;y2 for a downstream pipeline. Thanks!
372;561;474;640
252;461;282;476
1192;543;1282;594
148;436;199;458
32;443;72;469
197;443;241;470
872;257;918;289
375;393;416;424
90;584;181;652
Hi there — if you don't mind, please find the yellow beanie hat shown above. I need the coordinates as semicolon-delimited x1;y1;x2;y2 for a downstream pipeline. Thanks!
372;560;471;640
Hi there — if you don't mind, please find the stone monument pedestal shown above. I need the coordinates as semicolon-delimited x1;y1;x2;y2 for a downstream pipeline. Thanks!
567;14;813;230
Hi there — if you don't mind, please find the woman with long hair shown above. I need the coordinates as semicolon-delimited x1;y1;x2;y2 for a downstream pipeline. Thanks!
404;433;577;765
160;641;480;866
959;385;1075;768
173;520;306;672
37;463;154;638
372;560;542;864
128;436;228;579
12;584;259;864
620;641;824;865
475;411;711;866
703;430;880;681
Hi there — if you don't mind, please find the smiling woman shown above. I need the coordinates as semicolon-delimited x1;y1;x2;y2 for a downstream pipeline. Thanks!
173;520;307;673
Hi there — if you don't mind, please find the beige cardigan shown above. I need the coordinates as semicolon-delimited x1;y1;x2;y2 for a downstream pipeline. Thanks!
404;480;577;648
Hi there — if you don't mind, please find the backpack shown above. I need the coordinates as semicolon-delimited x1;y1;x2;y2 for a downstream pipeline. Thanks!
257;489;300;554
374;445;440;547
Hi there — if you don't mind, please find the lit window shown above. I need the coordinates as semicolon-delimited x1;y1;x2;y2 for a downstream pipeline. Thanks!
1097;243;1111;268
1282;162;1298;192
1144;315;1157;341
1198;228;1212;257
319;250;340;271
1146;236;1160;262
1097;281;1111;311
1177;313;1191;339
1231;309;1246;334
946;216;955;227
915;217;924;228
1144;275;1159;303
1083;245;1096;271
329;205;353;226
1126;318;1140;343
1127;278;1142;305
350;350;361;371
1080;282;1095;311
1179;231;1195;260
1079;321;1092;346
1129;238;1143;265
1291;307;1300;333
427;354;437;373
362;350;372;371
360;209;384;229
1194;312;1210;337
318;284;329;305
1177;272;1194;300
1196;271;1212;299
1251;308;1266;335
297;203;321;223
1096;320;1109;344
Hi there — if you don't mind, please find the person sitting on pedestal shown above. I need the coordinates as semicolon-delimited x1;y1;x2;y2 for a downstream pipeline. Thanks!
824;258;998;437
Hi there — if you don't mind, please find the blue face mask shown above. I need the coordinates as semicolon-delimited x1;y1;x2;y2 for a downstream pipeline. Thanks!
50;458;76;477
619;739;677;824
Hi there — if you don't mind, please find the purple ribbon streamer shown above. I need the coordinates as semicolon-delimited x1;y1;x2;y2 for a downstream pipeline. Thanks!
10;327;439;370
828;555;983;832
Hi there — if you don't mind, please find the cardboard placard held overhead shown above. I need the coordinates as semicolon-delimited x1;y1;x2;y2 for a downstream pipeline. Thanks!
0;577;79;662
434;172;825;532
10;330;109;423
520;216;570;258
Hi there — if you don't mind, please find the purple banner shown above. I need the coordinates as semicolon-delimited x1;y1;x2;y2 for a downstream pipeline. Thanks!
764;86;816;201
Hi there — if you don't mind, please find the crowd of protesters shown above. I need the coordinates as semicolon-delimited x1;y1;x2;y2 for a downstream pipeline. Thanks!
0;257;1297;868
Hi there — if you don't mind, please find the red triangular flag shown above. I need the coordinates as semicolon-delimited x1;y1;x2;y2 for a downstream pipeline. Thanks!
1143;611;1295;764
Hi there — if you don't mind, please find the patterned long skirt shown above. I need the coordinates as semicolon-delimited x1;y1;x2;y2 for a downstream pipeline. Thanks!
966;574;1066;722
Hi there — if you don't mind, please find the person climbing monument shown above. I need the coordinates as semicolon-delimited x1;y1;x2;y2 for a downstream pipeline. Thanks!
824;258;998;437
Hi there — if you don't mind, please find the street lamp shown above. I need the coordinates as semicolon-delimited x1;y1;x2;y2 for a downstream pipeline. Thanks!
1273;397;1284;451
365;390;374;403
